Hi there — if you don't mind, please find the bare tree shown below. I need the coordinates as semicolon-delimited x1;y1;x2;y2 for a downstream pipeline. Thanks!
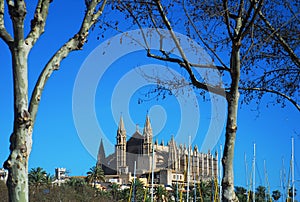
0;0;107;201
103;0;299;201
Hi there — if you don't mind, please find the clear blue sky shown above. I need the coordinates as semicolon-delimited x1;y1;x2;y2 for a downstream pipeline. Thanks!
0;1;299;199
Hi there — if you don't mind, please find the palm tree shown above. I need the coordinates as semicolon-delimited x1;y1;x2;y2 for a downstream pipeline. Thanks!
198;180;212;201
256;186;266;202
28;167;50;200
28;167;47;188
110;183;120;200
156;185;168;202
120;188;131;202
287;187;297;201
86;164;105;188
272;190;281;201
235;186;247;202
131;179;145;202
67;177;86;187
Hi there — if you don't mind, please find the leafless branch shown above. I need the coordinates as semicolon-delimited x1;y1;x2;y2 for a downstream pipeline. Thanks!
258;9;300;68
222;0;234;40
182;0;230;71
29;0;107;122
240;87;300;111
239;0;264;39
152;0;226;97
121;1;150;50
25;0;51;50
0;0;13;46
7;0;26;42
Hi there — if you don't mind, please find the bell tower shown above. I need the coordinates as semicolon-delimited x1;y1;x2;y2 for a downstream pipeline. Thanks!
115;116;128;174
143;115;153;155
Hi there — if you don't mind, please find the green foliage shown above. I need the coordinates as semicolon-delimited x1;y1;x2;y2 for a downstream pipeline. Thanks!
131;178;145;201
156;185;168;202
86;164;105;187
28;167;48;187
198;180;212;201
27;178;110;201
256;186;266;202
119;188;131;202
235;186;248;202
272;190;281;201
288;187;297;197
110;183;121;200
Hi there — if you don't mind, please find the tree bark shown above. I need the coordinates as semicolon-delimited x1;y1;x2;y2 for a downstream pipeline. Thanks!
222;42;241;202
0;0;107;201
4;45;32;201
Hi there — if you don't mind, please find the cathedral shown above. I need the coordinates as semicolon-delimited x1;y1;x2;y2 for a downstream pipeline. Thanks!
97;115;218;186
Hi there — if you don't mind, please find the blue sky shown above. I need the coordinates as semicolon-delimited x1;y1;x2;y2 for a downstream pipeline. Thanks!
0;1;299;199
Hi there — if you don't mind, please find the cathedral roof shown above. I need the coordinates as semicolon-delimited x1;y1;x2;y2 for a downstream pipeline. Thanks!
126;131;144;155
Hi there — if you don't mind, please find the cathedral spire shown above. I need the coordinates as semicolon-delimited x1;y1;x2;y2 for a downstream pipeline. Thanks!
118;115;126;135
116;115;127;174
143;114;153;155
116;115;126;147
97;139;106;166
143;114;152;136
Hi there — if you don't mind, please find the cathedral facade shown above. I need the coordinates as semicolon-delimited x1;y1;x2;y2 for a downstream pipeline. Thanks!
97;115;218;186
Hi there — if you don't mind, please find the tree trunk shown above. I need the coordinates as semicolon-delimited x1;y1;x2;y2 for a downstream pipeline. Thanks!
222;42;241;202
4;45;32;202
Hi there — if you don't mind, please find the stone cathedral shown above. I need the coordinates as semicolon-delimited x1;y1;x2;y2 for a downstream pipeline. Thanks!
97;115;218;185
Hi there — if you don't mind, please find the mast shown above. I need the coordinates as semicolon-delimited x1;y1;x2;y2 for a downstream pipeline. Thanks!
253;143;256;202
131;161;136;202
176;170;179;202
151;146;154;202
245;153;248;188
194;172;196;202
219;145;222;202
212;154;214;202
281;157;286;202
291;137;295;202
187;136;191;202
264;160;271;202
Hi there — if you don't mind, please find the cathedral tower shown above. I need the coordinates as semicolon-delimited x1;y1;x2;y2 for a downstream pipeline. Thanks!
116;116;128;174
143;115;153;155
168;135;178;170
97;139;106;167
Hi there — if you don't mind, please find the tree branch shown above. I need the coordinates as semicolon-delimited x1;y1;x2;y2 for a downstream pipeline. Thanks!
182;0;230;72
25;0;51;50
240;0;264;39
121;1;150;50
0;0;13;46
147;51;229;72
152;0;226;97
222;0;234;40
240;87;300;111
8;0;27;42
258;9;300;68
29;0;107;122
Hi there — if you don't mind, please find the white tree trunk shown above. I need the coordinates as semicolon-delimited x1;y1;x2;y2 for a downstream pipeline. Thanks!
5;46;32;202
222;43;241;202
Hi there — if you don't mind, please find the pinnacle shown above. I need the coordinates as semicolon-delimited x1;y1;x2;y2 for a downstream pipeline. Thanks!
118;115;126;133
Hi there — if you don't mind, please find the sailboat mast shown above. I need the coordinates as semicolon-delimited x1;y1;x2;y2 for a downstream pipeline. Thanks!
245;153;248;188
253;143;256;202
291;137;295;202
194;172;196;202
187;136;191;202
151;146;154;202
219;145;222;202
281;157;286;202
132;161;137;202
